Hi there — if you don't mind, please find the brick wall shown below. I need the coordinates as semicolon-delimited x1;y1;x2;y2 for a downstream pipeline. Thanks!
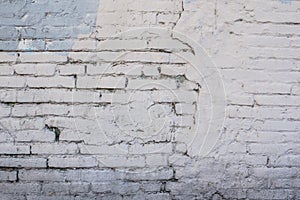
0;0;299;199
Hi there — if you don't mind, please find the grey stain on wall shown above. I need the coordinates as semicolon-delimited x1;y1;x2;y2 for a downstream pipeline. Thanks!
0;0;99;51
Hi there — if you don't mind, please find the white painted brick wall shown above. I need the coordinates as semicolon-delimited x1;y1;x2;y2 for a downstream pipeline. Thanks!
0;0;299;199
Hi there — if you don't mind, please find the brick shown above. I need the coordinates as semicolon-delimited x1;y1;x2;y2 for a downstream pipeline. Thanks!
19;170;65;182
0;117;45;131
252;107;300;120
244;82;292;94
254;6;300;23
150;90;198;103
47;39;95;51
95;25;121;38
0;76;26;88
121;52;184;64
79;144;128;155
27;77;75;88
250;167;299;179
57;64;86;75
223;69;299;83
127;79;177;90
41;182;89;195
272;179;300;189
11;104;69;117
13;89;102;104
124;168;173;181
172;115;194;127
247;58;299;71
88;63;151;76
271;155;300;167
0;157;47;168
0;27;18;40
77;76;126;89
45;40;74;51
0;65;14;75
69;52;121;63
18;39;45;51
41;183;70;195
291;85;300;95
237;131;300;143
160;65;186;76
0;183;41;195
245;35;292;48
142;182;163;192
72;39;97;50
219;155;268;166
127;0;181;12
169;154;190;167
26;195;72;200
227;94;254;106
97;156;145;168
0;52;16;62
69;182;90;194
227;106;253;118
255;120;300;132
14;64;56;76
255;95;300;106
91;182;140;194
44;117;99;133
145;154;168;166
19;52;67;63
157;12;180;22
14;130;55;142
0;144;30;155
86;63;115;75
97;39;147;50
48;156;98;168
141;65;160;76
148;38;189;50
217;189;247;199
0;170;17;181
0;104;11;117
246;189;289;200
129;143;173;154
175;143;187;154
75;194;122;200
65;169;117;182
31;143;78;155
248;143;300;155
248;47;300;59
142;12;157;24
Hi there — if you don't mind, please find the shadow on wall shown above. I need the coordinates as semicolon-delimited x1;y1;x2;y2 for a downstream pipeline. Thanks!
0;0;100;51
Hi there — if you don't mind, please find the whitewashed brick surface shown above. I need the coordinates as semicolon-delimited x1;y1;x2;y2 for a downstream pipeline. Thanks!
0;0;299;199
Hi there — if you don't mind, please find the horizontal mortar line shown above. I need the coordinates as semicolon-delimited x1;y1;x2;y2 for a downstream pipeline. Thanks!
229;104;300;108
249;56;300;60
227;116;300;120
0;167;46;170
234;19;300;25
0;102;190;106
247;33;300;37
0;48;191;53
0;87;191;91
248;56;300;59
227;104;300;108
0;88;192;92
0;102;114;105
0;61;188;65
